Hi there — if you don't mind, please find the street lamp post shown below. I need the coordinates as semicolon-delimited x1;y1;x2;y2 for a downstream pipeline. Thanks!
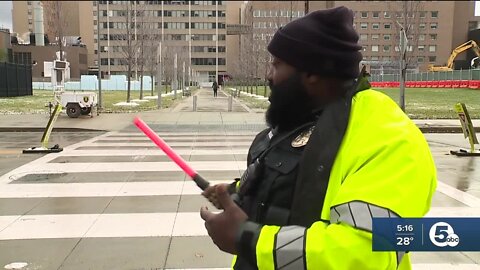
215;1;218;84
397;21;407;112
157;42;162;109
97;0;102;111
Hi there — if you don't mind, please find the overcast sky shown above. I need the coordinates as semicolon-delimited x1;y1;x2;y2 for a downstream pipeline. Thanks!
0;1;479;32
0;1;12;30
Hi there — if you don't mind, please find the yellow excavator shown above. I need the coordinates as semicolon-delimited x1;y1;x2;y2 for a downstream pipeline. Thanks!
428;40;480;72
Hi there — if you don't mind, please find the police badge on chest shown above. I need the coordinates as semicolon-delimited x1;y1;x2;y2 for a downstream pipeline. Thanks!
291;126;315;148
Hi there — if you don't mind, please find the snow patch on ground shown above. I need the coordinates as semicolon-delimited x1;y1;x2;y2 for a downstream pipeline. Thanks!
4;262;29;269
131;99;151;103
113;102;139;107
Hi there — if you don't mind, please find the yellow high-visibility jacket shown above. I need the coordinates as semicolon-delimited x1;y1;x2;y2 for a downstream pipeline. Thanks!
235;89;437;270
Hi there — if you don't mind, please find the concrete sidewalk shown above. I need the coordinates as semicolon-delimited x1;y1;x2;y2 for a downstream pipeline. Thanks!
0;87;479;132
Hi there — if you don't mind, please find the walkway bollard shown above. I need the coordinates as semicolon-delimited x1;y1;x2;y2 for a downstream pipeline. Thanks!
193;95;197;112
228;95;233;112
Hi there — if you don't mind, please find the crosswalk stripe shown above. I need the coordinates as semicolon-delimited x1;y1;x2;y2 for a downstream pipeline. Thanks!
49;149;250;156
1;208;480;240
0;180;229;198
86;142;253;147
93;136;255;141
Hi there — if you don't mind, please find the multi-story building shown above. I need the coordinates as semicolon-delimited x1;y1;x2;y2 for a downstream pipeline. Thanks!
12;1;33;39
95;0;227;83
316;1;480;75
12;1;95;74
12;1;480;80
229;1;480;77
13;1;226;83
235;1;306;79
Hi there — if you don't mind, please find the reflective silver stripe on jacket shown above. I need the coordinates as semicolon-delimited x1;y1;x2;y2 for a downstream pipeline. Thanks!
274;226;306;270
330;201;405;268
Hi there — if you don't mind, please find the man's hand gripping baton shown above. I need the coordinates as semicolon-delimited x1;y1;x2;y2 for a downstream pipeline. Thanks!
133;117;210;191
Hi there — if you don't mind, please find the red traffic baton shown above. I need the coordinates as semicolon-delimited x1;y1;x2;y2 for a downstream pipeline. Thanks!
133;117;210;190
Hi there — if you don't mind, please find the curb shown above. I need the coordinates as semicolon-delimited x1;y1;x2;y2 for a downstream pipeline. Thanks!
418;126;480;133
1;126;478;134
0;127;106;132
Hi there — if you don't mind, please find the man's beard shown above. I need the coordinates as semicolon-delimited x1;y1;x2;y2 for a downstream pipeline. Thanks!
266;72;315;131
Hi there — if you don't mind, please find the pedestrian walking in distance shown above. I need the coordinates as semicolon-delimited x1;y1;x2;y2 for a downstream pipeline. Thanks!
212;81;218;98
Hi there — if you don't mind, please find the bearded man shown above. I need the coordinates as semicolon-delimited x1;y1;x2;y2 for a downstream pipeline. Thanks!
200;6;437;270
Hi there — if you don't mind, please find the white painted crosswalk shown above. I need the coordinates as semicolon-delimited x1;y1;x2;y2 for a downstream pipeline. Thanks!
0;130;479;269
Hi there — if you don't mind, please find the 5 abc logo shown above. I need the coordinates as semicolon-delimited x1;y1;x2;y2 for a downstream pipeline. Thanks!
429;222;460;247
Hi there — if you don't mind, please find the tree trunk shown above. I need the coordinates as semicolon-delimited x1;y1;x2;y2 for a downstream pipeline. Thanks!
126;2;131;103
139;29;144;99
150;71;154;96
264;80;267;97
139;57;144;99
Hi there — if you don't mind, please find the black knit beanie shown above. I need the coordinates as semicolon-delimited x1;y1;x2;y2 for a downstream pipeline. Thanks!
267;6;362;79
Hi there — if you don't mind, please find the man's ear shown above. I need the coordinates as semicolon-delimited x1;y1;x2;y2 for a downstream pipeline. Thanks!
301;72;321;96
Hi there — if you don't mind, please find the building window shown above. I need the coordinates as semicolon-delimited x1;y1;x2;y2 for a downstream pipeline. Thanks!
469;21;480;30
407;12;414;18
395;46;399;52
419;34;425;41
383;56;390;61
384;11;390;18
253;10;260;17
383;34;391;40
13;52;32;65
430;34;437;40
372;23;380;30
429;56;436;62
360;34;368;41
420;11;426;18
372;34;379;40
373;11;379;18
191;58;226;65
371;45;379;52
431;11;438;18
418;57;424;63
384;23;391;29
429;45;436;52
383;45;390;52
371;56;379;61
396;12;403;18
360;23;368;29
419;23;426;30
361;12;368;18
362;45;368;52
418;45;425;52
430;23;438;30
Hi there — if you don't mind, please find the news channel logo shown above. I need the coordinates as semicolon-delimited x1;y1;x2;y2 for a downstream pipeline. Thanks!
428;222;459;247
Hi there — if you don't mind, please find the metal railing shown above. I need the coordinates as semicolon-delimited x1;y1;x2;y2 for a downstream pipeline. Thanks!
371;69;480;82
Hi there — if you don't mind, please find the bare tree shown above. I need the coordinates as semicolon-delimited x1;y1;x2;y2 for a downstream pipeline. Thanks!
136;6;147;100
144;34;160;96
163;45;188;93
140;10;161;97
114;1;139;103
43;1;69;61
387;1;425;71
